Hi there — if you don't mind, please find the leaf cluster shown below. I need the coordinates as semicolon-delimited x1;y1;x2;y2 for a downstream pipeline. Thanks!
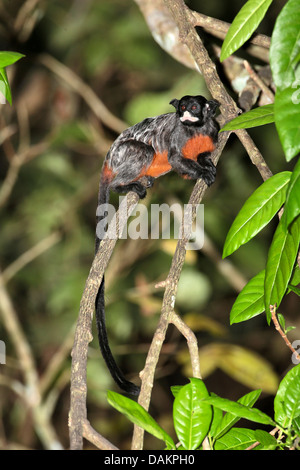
219;0;300;325
221;0;300;161
108;368;300;450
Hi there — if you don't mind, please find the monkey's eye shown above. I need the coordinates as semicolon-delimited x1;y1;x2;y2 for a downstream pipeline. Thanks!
181;105;186;111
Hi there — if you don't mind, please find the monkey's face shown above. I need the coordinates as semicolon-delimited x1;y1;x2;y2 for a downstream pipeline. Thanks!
169;95;219;127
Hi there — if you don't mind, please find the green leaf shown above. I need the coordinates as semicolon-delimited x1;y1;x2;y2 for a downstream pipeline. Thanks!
208;397;223;439
230;270;265;324
274;365;300;428
220;104;274;131
264;215;300;322
254;429;278;448
287;265;300;295
170;385;182;398
173;378;212;450
292;52;300;68
292;416;300;435
291;265;300;284
214;427;257;450
274;86;300;161
277;313;287;332
288;285;300;297
220;0;273;62
202;395;275;426
214;389;261;440
107;391;175;449
0;51;25;68
223;172;291;258
282;158;300;228
0;52;25;105
284;264;300;298
270;0;300;88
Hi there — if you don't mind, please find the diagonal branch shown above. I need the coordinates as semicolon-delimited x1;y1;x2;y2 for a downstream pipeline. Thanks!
39;54;128;135
131;0;273;449
134;0;270;69
0;270;62;449
131;132;228;450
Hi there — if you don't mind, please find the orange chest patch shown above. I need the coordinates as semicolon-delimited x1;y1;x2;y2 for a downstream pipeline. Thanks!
182;135;215;160
145;150;172;177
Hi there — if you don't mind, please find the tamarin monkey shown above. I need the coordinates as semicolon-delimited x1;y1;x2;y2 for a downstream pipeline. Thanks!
95;95;219;396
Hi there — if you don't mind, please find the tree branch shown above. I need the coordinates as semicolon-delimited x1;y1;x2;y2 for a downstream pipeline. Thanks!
270;305;300;363
39;54;128;135
69;191;140;450
190;10;271;50
0;270;62;449
134;0;270;69
82;419;119;450
131;132;228;450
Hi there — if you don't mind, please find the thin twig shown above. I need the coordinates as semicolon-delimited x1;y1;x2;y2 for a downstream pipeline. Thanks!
13;0;40;32
0;140;49;209
39;54;128;135
167;194;248;292
39;324;75;396
2;232;61;283
69;191;140;450
170;311;201;379
82;419;119;450
0;124;16;146
191;10;271;49
243;60;274;102
235;129;273;181
0;269;62;449
246;426;279;450
0;270;39;396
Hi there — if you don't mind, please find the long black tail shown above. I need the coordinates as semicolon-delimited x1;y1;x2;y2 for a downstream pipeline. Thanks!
95;174;140;396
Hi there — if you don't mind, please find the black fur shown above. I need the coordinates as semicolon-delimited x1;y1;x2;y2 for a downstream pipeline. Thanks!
95;95;219;395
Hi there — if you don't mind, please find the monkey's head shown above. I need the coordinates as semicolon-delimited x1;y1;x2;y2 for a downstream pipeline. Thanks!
170;95;219;126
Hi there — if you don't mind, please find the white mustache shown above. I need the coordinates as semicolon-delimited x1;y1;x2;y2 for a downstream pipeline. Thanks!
180;111;199;122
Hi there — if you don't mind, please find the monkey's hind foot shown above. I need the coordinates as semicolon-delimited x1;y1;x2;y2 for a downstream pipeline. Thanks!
114;181;147;199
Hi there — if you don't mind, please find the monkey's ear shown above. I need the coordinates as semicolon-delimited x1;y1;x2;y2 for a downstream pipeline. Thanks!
169;98;179;110
206;99;219;116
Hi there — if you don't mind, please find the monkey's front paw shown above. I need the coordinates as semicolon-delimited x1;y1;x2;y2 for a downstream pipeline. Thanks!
202;163;216;187
203;173;215;186
135;186;147;199
199;156;216;186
